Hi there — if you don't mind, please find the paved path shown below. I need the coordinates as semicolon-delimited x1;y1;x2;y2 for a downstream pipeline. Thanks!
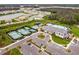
20;43;48;55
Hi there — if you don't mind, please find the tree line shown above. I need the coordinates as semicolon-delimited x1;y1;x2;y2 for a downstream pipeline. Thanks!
44;10;79;25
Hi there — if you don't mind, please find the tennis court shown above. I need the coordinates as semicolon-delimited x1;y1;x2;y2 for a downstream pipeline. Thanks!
8;26;37;40
17;28;31;35
8;31;23;40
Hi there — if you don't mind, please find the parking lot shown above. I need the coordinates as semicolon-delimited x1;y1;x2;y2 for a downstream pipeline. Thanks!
67;39;79;55
19;32;68;55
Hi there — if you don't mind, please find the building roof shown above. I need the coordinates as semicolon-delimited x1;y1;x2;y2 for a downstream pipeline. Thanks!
47;23;68;31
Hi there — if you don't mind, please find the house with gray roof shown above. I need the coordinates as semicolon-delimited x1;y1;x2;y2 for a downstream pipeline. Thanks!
42;23;69;38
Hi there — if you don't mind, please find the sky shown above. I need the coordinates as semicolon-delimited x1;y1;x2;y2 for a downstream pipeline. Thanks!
0;0;79;4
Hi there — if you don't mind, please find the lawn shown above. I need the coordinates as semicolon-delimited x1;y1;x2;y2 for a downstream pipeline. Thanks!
52;34;70;47
36;19;59;25
36;19;67;27
4;48;22;55
1;20;36;32
38;33;45;39
0;34;12;48
71;25;79;37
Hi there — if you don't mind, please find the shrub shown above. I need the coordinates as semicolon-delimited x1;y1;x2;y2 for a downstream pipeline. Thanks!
0;20;6;24
38;33;45;39
12;19;18;22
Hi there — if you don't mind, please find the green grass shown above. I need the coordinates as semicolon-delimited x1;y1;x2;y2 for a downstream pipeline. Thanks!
0;34;12;47
1;20;36;32
36;19;67;26
12;19;18;22
0;20;6;24
52;34;70;47
38;33;45;39
9;48;22;55
36;19;59;25
71;25;79;37
4;48;22;55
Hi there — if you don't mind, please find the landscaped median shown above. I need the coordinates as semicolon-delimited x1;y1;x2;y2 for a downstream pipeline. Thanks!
38;33;45;39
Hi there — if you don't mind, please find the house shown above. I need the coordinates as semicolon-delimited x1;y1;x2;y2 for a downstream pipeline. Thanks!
42;23;69;38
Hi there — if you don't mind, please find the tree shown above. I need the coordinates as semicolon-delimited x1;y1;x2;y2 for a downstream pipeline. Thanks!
0;30;5;45
0;20;6;24
12;19;18;22
59;14;77;25
74;14;79;24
